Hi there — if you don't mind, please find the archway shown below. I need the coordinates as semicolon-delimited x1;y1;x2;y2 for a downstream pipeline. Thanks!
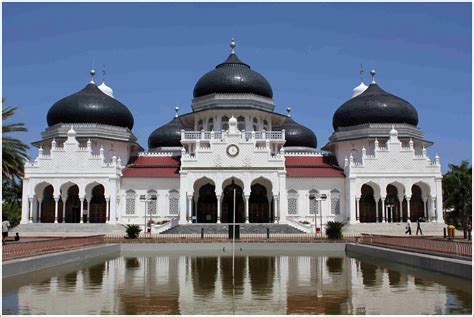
41;185;55;223
222;181;245;223
65;185;81;223
359;184;376;223
249;184;270;223
197;183;217;223
89;185;107;223
410;185;425;221
385;184;401;223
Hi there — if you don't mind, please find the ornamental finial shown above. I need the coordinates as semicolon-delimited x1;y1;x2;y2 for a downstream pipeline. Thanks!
370;69;376;84
175;106;180;118
230;37;236;54
286;107;292;117
89;69;96;84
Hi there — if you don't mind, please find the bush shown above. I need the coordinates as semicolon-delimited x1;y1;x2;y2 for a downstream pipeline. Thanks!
125;224;142;239
2;201;21;228
325;221;344;240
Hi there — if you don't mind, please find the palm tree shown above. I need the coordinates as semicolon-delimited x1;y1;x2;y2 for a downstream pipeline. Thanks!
2;98;29;181
443;160;472;230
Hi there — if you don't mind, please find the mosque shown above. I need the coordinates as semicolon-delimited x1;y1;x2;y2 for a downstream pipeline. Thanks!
20;39;443;231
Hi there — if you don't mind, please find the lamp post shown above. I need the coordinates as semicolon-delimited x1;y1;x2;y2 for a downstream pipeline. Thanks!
309;193;327;237
140;194;157;236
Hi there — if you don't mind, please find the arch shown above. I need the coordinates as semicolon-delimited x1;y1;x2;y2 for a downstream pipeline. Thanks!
59;181;80;198
197;119;204;131
89;184;106;223
65;185;81;223
411;180;431;198
221;116;229;131
125;190;136;215
253;117;258;131
386;181;405;197
287;189;298;215
250;177;273;223
410;184;425;221
221;177;245;193
85;181;108;199
263;119;269;130
208;117;214;131
385;184;401;223
360;184;376;223
40;185;55;223
34;181;55;198
357;181;381;198
309;189;319;215
193;176;216;193
237;116;245;131
197;183;217;223
222;180;245;223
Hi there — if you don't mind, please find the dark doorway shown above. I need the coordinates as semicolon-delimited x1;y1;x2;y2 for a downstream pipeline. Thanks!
89;185;107;223
386;185;400;223
359;184;376;223
222;181;245;223
197;183;217;223
41;185;55;223
249;184;269;223
410;185;425;221
65;185;81;223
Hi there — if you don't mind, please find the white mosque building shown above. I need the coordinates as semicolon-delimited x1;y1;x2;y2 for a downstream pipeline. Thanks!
20;40;443;230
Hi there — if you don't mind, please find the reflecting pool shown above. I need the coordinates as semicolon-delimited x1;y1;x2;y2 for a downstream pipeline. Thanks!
2;250;471;315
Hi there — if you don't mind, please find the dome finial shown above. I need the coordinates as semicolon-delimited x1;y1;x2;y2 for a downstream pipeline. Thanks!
89;69;96;84
286;107;292;117
175;106;180;118
370;69;376;84
230;37;236;54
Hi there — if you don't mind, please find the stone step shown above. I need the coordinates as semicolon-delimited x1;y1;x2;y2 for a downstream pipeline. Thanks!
162;224;305;234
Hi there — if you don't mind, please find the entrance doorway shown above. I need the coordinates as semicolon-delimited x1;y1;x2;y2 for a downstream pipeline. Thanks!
222;182;245;223
249;184;270;223
197;183;217;223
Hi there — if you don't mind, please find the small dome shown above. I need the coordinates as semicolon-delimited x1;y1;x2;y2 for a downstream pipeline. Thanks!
333;83;419;130
193;52;273;99
98;82;114;97
352;81;368;98
148;117;192;150
274;117;317;149
47;83;134;129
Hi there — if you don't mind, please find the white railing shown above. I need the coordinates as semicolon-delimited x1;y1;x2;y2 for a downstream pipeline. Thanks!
183;130;284;142
151;217;179;234
287;217;313;233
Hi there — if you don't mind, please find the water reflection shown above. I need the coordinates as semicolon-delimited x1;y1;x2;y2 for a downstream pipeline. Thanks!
2;252;472;315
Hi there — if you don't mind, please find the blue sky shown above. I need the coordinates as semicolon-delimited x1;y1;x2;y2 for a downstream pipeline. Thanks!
3;2;472;172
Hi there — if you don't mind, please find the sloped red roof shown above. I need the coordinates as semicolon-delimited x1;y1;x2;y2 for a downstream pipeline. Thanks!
122;156;180;178
285;156;345;178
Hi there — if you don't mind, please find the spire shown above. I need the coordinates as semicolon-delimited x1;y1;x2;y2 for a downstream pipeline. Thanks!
89;69;96;84
175;106;180;118
370;69;376;84
230;37;236;54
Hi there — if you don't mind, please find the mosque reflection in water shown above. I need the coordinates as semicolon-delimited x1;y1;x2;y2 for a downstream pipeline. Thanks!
3;254;471;315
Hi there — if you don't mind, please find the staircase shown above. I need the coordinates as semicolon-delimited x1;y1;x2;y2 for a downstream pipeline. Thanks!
162;224;305;234
11;223;127;236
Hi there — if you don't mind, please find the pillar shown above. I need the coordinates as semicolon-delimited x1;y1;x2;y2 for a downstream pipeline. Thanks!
217;194;222;223
273;195;278;223
244;194;250;223
28;198;33;223
21;179;30;224
375;197;379;223
399;196;404;222
355;197;360;222
187;195;193;223
54;197;59;223
423;198;428;219
38;197;43;223
62;196;67;223
106;198;110;223
381;197;386;223
406;196;411;221
109;179;118;224
80;198;84;223
430;197;436;222
435;179;443;223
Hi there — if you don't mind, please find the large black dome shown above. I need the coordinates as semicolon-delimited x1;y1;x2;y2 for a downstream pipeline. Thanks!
333;83;418;130
47;83;134;129
148;117;191;150
193;53;273;99
274;117;317;149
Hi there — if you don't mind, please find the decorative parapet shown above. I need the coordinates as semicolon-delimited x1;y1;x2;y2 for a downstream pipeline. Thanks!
181;129;285;143
191;92;275;112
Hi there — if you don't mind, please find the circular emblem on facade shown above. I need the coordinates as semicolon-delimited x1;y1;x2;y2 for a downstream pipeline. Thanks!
226;144;239;157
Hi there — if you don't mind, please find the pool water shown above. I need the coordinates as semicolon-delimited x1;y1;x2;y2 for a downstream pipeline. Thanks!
2;250;471;315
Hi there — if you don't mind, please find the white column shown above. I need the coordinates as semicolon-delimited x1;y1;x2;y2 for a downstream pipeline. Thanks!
216;194;222;223
109;179;118;224
278;173;288;224
355;197;360;222
80;198;84;223
435;179;443;223
179;174;188;225
423;198;428;219
399;196;404;222
430;197;436;223
244;194;250;223
28;198;33;223
273;195;278;223
38;197;43;223
375;197;379;223
347;179;357;224
62;196;67;223
54;197;59;223
381;196;386;223
106;198;110;223
21;179;30;224
406;196;411;221
187;195;193;223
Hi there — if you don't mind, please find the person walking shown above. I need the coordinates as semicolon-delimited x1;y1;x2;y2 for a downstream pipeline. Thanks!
416;217;423;236
405;219;412;235
2;218;11;245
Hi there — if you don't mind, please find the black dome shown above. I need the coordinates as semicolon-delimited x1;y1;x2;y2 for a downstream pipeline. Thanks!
148;117;191;150
274;117;317;149
333;83;418;130
193;53;273;99
47;83;134;129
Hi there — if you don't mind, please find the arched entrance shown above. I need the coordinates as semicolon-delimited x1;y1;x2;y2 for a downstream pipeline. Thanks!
65;185;81;223
197;183;217;223
249;184;270;223
89;185;107;223
410;185;425;221
41;185;55;223
222;181;245;223
385;185;401;223
359;184;376;223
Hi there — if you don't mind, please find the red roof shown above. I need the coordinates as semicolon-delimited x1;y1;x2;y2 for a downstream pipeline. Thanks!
285;156;345;178
122;156;180;178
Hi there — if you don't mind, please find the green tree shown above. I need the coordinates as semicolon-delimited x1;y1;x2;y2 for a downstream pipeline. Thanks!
2;99;29;181
443;160;472;229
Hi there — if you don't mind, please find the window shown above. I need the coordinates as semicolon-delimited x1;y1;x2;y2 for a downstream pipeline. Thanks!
253;118;258;131
288;190;298;215
222;116;229;131
331;189;341;215
309;189;319;214
147;190;157;215
263;119;269;131
208;118;214;131
197;119;203;131
169;190;179;215
125;190;136;215
237;116;245;131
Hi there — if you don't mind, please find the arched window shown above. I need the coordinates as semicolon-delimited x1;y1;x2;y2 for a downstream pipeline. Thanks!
263;119;269;131
331;189;341;215
125;190;136;215
253;118;258;131
208;118;214;131
222;116;229;131
288;189;298;215
147;190;157;215
169;190;179;215
237;116;245;131
197;119;204;131
309;189;319;214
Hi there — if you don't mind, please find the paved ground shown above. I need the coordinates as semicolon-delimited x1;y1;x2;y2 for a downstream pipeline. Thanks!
342;222;453;236
162;224;305;234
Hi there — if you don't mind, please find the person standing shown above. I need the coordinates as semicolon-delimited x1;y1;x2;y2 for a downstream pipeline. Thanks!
2;218;11;244
416;217;423;236
405;219;412;235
